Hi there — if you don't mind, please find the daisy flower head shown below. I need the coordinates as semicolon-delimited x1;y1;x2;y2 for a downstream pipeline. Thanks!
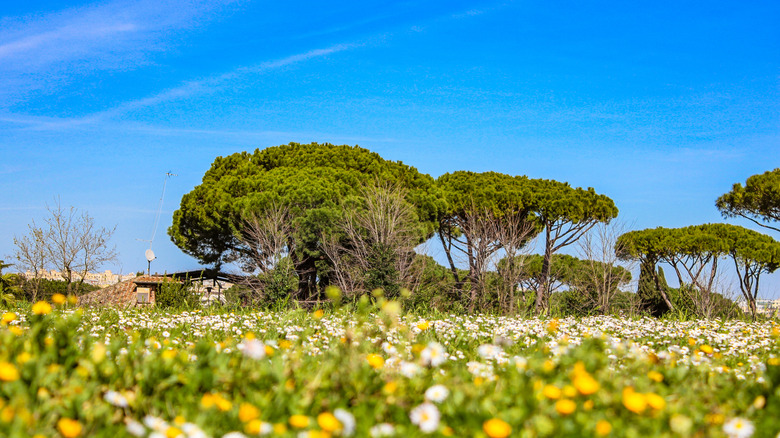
399;361;421;378
410;402;440;433
334;409;356;436
420;342;447;367
369;423;396;437
477;344;503;361
238;338;267;360
104;390;129;408
424;385;449;403
723;417;754;438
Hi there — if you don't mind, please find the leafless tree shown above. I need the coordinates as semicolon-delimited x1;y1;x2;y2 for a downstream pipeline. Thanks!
13;200;117;296
666;251;723;319
322;183;420;298
491;212;538;314
11;223;50;302
238;203;298;302
43;201;117;294
575;221;635;314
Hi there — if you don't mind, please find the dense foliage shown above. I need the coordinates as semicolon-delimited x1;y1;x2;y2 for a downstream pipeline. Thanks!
717;168;780;233
169;143;441;298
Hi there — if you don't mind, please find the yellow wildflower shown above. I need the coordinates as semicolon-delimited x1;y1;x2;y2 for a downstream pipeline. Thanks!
555;399;576;415
313;309;325;319
279;340;292;350
645;393;666;410
17;352;32;365
201;393;215;409
165;426;182;438
273;423;288;434
700;345;713;354
0;362;20;382
647;371;664;382
32;301;52;315
573;373;600;395
595;420;612;436
1;312;16;324
543;384;561;400
245;419;263;435
57;418;82;438
366;354;385;369
9;326;23;336
417;321;430;331
215;395;232;412
52;293;66;305
383;381;398;394
483;418;512;438
622;388;647;414
289;414;310;428
239;403;260;422
317;412;341;433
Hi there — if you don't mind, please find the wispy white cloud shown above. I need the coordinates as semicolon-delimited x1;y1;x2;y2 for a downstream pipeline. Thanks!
0;0;241;102
8;43;358;130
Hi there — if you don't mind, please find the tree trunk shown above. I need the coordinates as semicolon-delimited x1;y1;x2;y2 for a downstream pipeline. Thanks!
535;223;553;315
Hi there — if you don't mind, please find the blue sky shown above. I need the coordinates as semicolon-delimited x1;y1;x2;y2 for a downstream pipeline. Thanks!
1;0;778;296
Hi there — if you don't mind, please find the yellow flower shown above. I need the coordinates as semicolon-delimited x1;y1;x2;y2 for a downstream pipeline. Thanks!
366;354;385;369
313;309;325;319
67;295;78;305
700;345;713;354
417;321;430;331
542;384;561;400
483;418;512;438
573;373;600;395
555;399;576;415
383;381;398;394
273;423;288;434
279;340;292;350
32;301;52;315
9;326;23;336
239;403;260;422
215;396;232;412
245;419;263;435
201;393;215;409
0;362;20;382
289;415;310;429
57;418;82;438
17;352;32;365
1;312;16;324
622;388;647;414
317;412;341;432
595;420;612;436
161;349;177;360
52;293;66;305
547;319;559;333
647;371;664;382
645;393;666;410
165;426;182;438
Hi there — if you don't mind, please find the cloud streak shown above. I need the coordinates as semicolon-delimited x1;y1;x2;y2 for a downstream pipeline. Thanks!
0;0;241;103
11;43;358;130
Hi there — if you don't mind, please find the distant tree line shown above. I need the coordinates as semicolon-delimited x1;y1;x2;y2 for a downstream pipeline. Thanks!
168;143;780;318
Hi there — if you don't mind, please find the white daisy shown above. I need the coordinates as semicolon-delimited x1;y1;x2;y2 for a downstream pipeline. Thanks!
369;423;396;437
334;408;356;436
424;385;449;403
238;338;266;360
410;403;440;433
420;342;447;367
723;417;754;438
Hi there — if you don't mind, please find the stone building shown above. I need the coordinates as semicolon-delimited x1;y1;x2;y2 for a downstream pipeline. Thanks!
78;275;178;307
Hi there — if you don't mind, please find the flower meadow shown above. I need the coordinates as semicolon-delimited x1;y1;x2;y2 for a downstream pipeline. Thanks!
2;297;780;437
